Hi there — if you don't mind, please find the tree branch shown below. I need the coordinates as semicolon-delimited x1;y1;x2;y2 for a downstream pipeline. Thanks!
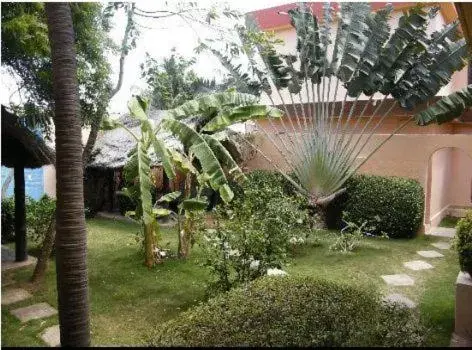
83;4;136;166
110;3;135;99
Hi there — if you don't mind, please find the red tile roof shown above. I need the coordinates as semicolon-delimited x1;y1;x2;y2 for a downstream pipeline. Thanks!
247;2;420;30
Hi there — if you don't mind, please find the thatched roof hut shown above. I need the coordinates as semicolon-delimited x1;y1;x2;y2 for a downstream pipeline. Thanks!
87;109;183;169
1;105;55;261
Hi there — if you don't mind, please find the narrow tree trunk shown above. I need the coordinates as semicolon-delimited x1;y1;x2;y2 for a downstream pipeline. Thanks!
31;215;55;284
178;173;192;259
46;3;90;346
14;164;27;262
144;223;157;268
2;168;13;198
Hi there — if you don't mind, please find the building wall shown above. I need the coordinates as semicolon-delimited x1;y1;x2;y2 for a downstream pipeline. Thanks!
428;148;454;226
245;122;472;232
259;6;468;106
1;166;45;200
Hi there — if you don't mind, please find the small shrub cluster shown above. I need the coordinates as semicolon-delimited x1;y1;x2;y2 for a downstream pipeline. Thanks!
342;174;424;238
152;276;426;347
455;210;472;275
200;170;311;294
1;197;15;244
1;195;56;246
26;195;56;246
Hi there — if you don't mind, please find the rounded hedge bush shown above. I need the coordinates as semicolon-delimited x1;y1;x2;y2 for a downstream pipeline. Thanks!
342;174;424;238
151;276;426;347
456;211;472;275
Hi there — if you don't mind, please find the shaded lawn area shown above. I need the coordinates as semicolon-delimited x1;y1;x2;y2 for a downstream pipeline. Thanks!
439;215;461;228
2;218;460;346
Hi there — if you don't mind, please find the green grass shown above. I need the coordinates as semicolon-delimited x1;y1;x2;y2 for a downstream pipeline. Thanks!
439;216;460;228
2;219;460;346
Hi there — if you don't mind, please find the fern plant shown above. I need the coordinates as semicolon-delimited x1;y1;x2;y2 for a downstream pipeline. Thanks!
203;2;468;216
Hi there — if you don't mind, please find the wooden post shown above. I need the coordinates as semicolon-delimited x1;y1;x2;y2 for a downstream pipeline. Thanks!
14;164;27;262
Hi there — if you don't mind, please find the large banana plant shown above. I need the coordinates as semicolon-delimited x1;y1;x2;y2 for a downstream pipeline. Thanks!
160;91;282;257
102;92;282;262
203;2;469;210
102;96;176;268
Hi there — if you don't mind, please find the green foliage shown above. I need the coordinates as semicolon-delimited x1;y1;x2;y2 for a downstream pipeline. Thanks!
152;276;426;347
329;219;367;253
342;174;424;238
1;195;56;245
1;2;112;136
1;197;15;244
200;170;311;294
415;85;472;126
25;195;56;245
455;210;472;275
141;50;219;109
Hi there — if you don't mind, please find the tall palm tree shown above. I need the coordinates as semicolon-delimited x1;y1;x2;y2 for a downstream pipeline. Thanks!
45;3;90;346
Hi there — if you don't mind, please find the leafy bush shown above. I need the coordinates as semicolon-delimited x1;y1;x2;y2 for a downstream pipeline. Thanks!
26;195;56;246
455;211;472;275
152;276;426;347
342;174;424;238
1;197;15;244
200;170;312;294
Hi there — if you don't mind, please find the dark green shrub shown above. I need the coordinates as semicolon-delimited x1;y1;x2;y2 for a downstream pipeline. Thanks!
26;195;56;246
152;276;426;347
456;211;472;275
1;197;15;244
342;174;424;238
116;191;136;216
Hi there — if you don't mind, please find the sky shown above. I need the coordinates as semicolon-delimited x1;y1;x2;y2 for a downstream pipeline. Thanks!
0;0;291;116
106;0;291;115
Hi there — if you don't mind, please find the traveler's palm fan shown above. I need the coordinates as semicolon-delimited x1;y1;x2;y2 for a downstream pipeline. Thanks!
206;2;468;207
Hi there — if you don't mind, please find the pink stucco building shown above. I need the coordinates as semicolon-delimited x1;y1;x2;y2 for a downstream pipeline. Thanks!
245;2;472;233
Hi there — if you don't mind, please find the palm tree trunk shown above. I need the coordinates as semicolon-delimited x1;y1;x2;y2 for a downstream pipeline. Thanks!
45;3;90;347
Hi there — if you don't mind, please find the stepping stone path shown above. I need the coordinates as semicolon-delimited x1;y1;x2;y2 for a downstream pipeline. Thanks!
1;288;32;305
383;293;416;309
417;250;444;258
41;325;60;347
431;242;451;250
428;227;455;238
404;260;434;271
381;274;415;286
11;302;57;323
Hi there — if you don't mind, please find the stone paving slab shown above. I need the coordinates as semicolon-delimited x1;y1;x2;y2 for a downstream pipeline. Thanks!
381;274;415;286
1;256;37;271
382;293;416;308
1;288;32;305
428;227;455;238
40;325;60;347
403;260;434;271
417;250;444;258
11;302;57;323
431;242;451;250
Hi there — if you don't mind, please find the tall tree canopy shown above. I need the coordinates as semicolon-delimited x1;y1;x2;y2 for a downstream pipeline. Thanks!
140;49;218;110
2;2;112;139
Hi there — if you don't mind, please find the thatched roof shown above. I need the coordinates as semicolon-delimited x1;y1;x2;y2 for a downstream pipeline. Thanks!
87;109;184;169
1;105;55;168
87;109;255;170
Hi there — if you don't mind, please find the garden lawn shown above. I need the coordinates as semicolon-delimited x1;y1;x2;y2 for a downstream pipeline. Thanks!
2;218;459;346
